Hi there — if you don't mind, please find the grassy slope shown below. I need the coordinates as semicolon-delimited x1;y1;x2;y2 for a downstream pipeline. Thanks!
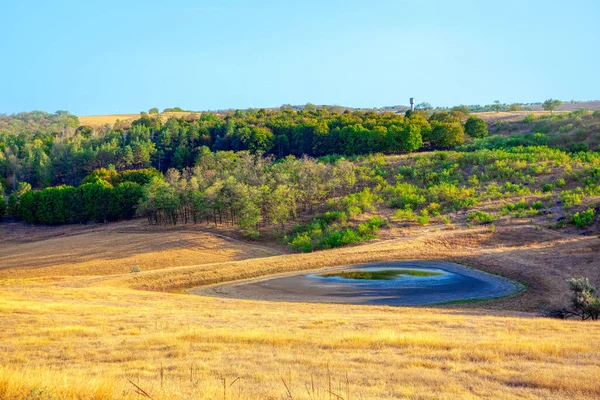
1;217;600;399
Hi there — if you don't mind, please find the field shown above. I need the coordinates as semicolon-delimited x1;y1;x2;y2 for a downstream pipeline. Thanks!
1;217;600;399
78;112;203;127
3;111;600;399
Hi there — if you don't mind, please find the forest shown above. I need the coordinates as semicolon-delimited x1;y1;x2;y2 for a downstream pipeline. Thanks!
0;107;484;191
2;107;600;251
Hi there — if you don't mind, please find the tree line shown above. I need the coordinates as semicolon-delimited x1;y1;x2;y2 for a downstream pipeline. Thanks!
0;108;489;195
9;169;159;224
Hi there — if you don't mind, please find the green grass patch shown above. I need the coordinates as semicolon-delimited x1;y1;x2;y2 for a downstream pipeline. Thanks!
321;269;442;280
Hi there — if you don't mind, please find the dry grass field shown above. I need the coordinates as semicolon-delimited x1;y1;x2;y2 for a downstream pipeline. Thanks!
1;220;600;399
78;112;203;127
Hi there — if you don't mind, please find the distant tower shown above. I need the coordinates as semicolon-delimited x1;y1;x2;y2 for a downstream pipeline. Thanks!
410;98;415;111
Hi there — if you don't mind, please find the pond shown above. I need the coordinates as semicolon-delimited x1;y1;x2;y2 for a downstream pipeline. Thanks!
192;261;521;306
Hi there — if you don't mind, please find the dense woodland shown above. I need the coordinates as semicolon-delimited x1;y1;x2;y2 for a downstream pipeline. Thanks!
0;107;488;190
1;107;600;251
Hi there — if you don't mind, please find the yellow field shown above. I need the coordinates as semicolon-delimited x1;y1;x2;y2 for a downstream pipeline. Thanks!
78;112;203;127
1;220;599;399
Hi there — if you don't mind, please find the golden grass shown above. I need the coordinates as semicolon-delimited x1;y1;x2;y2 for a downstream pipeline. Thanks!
1;284;599;399
0;222;280;279
1;221;600;399
78;112;203;127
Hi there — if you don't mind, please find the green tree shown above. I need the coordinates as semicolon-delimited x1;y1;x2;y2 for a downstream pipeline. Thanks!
81;180;113;222
18;190;41;223
0;186;5;220
491;100;502;113
565;277;600;320
542;98;563;115
464;116;489;138
110;182;144;220
429;122;465;148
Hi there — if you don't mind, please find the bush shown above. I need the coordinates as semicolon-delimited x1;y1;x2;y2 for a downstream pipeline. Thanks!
289;232;313;252
416;209;430;226
571;208;595;228
464;116;488;138
466;211;494;224
559;190;582;208
393;206;416;221
564;277;600;320
429;121;465;148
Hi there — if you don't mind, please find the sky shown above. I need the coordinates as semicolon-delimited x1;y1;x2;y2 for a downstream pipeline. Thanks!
1;0;599;115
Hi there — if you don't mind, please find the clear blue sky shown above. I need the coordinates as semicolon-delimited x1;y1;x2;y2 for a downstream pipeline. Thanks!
1;0;599;115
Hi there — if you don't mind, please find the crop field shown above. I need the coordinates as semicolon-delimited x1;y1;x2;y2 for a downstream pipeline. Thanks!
1;216;600;399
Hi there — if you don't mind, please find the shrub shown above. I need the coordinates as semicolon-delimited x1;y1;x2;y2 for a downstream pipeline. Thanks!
466;211;494;224
571;208;595;228
289;232;313;252
393;205;416;221
416;209;430;226
559;190;582;208
130;265;142;273
564;277;600;320
464;116;488;138
542;183;553;193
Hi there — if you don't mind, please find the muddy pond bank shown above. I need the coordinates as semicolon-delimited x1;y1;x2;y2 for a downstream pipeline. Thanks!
190;260;522;306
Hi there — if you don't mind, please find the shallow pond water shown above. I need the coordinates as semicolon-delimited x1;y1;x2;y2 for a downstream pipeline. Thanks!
193;261;521;306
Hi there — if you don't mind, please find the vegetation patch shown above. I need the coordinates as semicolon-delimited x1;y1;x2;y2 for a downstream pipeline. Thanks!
321;269;443;280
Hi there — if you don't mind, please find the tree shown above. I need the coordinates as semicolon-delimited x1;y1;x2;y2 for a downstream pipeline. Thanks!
18;190;41;223
508;104;522;111
0;186;5;220
110;182;144;220
464;116;489;138
81;180;113;222
415;102;433;111
149;108;159;114
429;122;465;148
491;100;502;113
542;98;563;115
564;277;600;320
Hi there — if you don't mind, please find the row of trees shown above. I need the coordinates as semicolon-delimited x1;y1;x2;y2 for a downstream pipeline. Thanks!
9;169;158;224
137;151;359;237
0;109;488;194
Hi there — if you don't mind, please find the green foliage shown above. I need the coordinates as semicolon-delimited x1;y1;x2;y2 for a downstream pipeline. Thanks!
542;99;563;114
416;209;430;226
0;186;5;220
464;116;488;138
564;277;600;320
571;208;596;228
429;121;465;148
542;183;554;193
286;214;383;253
560;190;582;208
466;211;494;224
393;205;416;222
